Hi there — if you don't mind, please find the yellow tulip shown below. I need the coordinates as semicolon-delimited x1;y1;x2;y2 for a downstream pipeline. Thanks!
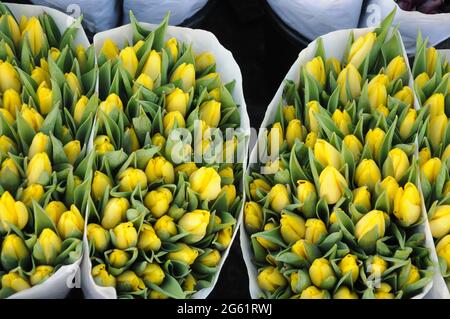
163;111;186;137
73;95;89;125
368;255;388;276
87;223;110;253
326;57;341;75
27;152;52;186
296;180;317;218
419;147;431;167
166;243;198;265
1;234;28;270
178;210;210;244
280;213;305;244
0;108;13;126
165;37;178;62
394;86;414;106
99;93;123;119
49;47;60;61
57;205;85;239
244;201;263;233
428;113;447;151
268;184;291;213
20;184;44;206
309;258;336;289
31;66;50;87
339;254;359;282
141;263;165;286
63;140;81;165
44;201;67;225
319;166;348;204
369;74;390;87
348;32;376;68
1;272;30;292
144;187;173;218
300;286;329;299
333;286;358;299
399;108;417;140
429;205;450;239
352;186;371;211
100;39;119;60
426;47;438;77
0;192;28;232
166;88;189;116
198;249;221;267
2;89;21;118
199;100;221;128
132;73;154;93
256;223;278;250
425;93;445;118
1;15;20;47
382;148;409;181
101;197;130;230
376;105;389;117
195;52;215;72
314;139;342;169
145;156;175;184
91;171;112;201
35;228;62;265
217;226;232;249
76;45;87;73
249;178;271;200
386;56;407;81
92;264;116;287
267;122;283;154
405;264;420;286
379;176;399;210
20;104;44;131
365;128;385;159
283;105;296;122
220;184;236;207
112;222;138;250
415;72;430;89
355;210;386;242
368;82;387;110
286;119;302;148
108;249;130;268
28;132;49;159
375;283;395;299
137;223;161;252
64;72;82;96
421;157;442;184
189;166;221;201
343;135;363;162
30;265;53;286
170;63;195;91
118;168;147;193
175;162;198;178
332;109;352;134
306;100;320;133
257;266;287;293
142;50;161;83
305;218;327;244
336;64;362;105
436;235;450;269
209;87;221;101
119;46;138;78
154;215;177;240
151;133;166;149
21;17;45;56
305;56;326;86
116;270;145;292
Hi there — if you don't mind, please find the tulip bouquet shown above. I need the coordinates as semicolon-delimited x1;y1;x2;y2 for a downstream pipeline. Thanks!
242;10;435;299
413;41;450;293
82;13;248;299
0;2;96;298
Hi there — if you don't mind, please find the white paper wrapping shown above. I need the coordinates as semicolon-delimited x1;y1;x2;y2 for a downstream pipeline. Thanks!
422;49;450;299
30;0;121;33
266;0;363;41
241;26;436;299
122;0;208;26
81;22;250;299
360;0;450;54
3;2;90;299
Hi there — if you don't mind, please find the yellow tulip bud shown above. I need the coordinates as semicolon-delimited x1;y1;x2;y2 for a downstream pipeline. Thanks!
209;87;221;101
165;88;189;116
428;113;448;151
436;234;450;269
220;184;236;207
163;110;186;137
64;72;82;96
112;222;138;250
132;73;154;94
48;47;61;61
244;201;263;233
267;122;283;154
99;93;123;120
189;166;221;201
1;234;28;270
91;171;112;202
0;60;21;93
257;266;287;293
92;263;116;288
87;223;110;253
118;167;147;193
0;158;20;190
426;47;438;77
419;147;432;167
20;184;44;206
119;46;138;78
399;108;417;140
369;255;388;276
93;135;114;155
76;45;87;73
365;128;385;159
386;56;407;81
421;157;442;184
30;265;53;286
63;140;81;165
319;166;348;204
28;132;49;159
164;37;178;62
369;74;390;87
405;264;420;286
2;89;21;118
300;286;329;299
144;187;173;218
178;210;210;244
170;63;195;91
108;249;130;268
151;133;166;149
57;205;84;239
429;205;450;239
0;135;17;155
415;72;430;89
256;223;278;250
167;243;198;265
382;148;409;181
35;228;62;265
21;17;44;55
305;56;326;86
27;152;52;186
217;225;232;249
117;270;145;292
393;182;422;227
296;180;317;218
333;286;358;299
314;139;342;169
291;239;308;259
368;82;387;110
195;52;215;72
342;135;362;162
326;57;341;75
268;184;291;213
141;263;165;286
1;15;20;46
394;86;414;106
21;104;44;131
101;197;129;230
353;186;371;211
336;64;362;105
286;119;302;148
73;95;89;125
249;178;271;200
0;192;28;232
44;201;67;225
174;162;197;178
1;272;30;292
280;213;305;244
379;176;399;210
145;156;175;184
100;39;119;60
283;105;296;122
199;100;221;128
198;249;221;267
142;50;161;83
31;66;50;87
305;218;327;244
0;108;13;126
306;100;320;133
425;93;445;118
137;223;161;252
339;254;359;282
348;32;376;68
355;210;386;242
332;109;352;134
309;258;336;289
154;215;177;240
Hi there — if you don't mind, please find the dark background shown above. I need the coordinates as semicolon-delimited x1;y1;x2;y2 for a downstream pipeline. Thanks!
8;0;450;299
